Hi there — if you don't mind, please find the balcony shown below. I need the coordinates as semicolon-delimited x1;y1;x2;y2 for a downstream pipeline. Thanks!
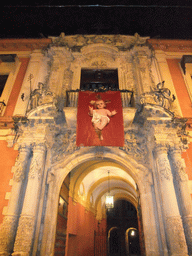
64;90;136;129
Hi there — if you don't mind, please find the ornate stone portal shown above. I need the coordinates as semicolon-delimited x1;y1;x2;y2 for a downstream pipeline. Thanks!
0;33;191;256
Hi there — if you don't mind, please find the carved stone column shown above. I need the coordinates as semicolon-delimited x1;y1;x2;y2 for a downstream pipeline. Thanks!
12;143;46;256
154;145;188;256
169;147;192;255
0;145;31;256
139;173;162;255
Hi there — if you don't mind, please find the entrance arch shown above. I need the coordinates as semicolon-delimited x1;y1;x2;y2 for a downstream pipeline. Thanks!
40;148;160;256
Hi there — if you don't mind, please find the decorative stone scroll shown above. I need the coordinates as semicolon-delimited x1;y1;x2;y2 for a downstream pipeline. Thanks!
51;33;149;51
51;130;78;164
140;81;175;110
120;129;148;166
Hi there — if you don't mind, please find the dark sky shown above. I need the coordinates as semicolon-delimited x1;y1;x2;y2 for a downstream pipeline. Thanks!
1;1;192;39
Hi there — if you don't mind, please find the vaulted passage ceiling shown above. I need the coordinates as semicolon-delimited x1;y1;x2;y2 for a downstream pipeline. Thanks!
69;159;138;217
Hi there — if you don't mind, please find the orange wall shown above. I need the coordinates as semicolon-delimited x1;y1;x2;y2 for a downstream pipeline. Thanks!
66;196;106;256
167;59;192;182
166;59;192;117
182;143;192;180
0;141;18;224
4;57;29;117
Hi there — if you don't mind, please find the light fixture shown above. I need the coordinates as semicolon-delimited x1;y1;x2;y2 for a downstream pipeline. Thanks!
105;170;114;208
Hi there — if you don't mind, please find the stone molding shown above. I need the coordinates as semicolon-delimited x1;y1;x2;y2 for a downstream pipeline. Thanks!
0;38;51;52
50;33;149;51
148;38;192;52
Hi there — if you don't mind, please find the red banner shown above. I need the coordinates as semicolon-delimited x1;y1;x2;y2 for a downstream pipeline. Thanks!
76;91;124;147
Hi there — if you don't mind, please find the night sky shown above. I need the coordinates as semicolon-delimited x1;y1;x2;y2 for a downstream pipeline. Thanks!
1;1;192;39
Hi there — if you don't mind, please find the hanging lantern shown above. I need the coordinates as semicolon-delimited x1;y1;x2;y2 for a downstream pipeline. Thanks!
105;195;114;208
105;171;114;208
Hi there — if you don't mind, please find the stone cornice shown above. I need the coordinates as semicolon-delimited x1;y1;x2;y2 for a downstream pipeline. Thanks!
0;116;14;129
0;38;52;52
148;39;192;53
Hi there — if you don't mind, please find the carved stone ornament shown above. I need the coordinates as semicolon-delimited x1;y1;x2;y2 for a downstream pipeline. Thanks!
51;130;79;164
50;33;149;51
140;81;175;110
30;82;54;110
0;216;18;253
28;144;46;179
12;146;31;182
166;216;188;255
155;149;172;181
13;216;35;254
172;158;188;181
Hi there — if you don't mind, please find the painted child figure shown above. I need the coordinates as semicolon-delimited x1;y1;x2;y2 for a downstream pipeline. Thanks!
89;98;117;140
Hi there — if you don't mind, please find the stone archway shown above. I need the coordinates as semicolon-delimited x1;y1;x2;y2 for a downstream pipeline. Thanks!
40;148;161;256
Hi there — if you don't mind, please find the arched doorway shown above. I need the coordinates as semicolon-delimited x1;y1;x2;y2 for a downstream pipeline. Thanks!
107;200;141;256
41;150;156;256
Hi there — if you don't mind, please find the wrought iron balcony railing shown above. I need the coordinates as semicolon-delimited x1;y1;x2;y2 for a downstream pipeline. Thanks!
66;90;134;108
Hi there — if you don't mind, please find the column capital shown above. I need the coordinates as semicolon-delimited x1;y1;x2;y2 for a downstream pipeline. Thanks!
169;145;182;155
32;142;46;152
153;142;169;156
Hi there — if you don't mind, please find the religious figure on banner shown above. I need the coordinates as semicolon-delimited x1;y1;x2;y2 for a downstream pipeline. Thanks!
88;95;117;140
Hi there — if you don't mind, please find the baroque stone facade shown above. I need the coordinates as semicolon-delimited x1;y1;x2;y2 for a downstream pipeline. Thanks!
0;34;191;256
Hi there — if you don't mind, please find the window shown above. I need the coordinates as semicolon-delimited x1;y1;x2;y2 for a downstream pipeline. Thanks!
80;69;119;91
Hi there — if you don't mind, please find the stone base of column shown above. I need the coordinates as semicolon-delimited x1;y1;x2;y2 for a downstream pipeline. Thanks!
13;216;35;256
0;216;18;256
166;216;188;256
183;215;192;255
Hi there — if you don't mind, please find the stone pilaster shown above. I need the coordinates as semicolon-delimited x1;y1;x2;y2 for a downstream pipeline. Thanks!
12;143;46;256
169;148;192;255
0;145;31;256
154;145;188;256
